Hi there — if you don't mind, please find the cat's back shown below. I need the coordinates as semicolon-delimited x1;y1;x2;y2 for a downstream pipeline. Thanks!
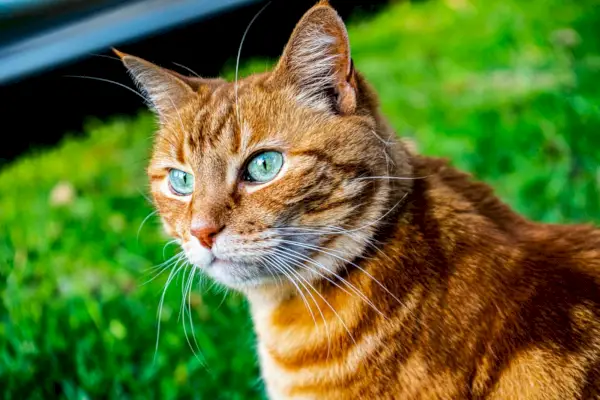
413;154;600;295
412;155;600;398
414;154;600;252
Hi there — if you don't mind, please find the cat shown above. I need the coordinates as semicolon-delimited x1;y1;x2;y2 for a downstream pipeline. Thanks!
116;1;600;398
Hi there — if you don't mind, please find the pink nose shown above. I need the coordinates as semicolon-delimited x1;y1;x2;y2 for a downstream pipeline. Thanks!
190;225;222;249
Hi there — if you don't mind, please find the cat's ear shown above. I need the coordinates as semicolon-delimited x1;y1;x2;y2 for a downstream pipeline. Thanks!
114;49;198;122
274;0;357;114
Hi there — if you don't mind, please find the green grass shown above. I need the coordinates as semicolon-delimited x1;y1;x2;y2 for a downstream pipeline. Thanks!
2;0;599;398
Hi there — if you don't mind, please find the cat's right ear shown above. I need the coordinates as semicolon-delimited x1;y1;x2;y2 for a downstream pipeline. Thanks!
272;1;357;115
114;49;199;123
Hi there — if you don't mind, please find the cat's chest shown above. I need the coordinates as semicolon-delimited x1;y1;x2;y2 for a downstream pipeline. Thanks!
256;341;358;400
253;314;420;400
248;288;429;399
250;302;369;399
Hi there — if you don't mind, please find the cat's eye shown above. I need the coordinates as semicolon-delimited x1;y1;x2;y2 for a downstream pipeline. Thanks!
168;169;194;195
244;151;284;183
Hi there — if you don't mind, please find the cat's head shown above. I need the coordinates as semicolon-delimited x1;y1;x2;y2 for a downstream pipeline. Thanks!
119;1;412;290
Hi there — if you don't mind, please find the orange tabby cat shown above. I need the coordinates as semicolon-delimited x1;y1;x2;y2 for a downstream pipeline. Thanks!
116;1;600;398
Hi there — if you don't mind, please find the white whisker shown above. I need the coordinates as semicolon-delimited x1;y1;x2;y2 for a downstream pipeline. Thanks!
234;1;272;127
137;210;159;242
154;259;187;364
352;175;430;181
141;252;184;286
272;247;385;318
180;264;203;362
277;239;408;313
261;254;319;331
270;224;393;265
334;192;409;234
162;239;179;260
215;286;230;311
280;225;394;264
273;255;356;346
65;75;148;102
186;270;205;362
264;254;332;358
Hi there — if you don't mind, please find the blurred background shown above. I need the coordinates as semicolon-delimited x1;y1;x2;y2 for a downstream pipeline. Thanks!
1;0;599;398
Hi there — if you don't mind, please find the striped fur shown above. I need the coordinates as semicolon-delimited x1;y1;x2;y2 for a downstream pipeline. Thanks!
118;1;600;398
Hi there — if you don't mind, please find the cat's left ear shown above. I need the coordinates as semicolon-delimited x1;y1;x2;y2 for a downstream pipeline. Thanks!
273;0;357;115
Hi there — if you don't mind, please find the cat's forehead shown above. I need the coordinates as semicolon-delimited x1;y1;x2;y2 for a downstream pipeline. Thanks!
184;86;269;153
177;79;320;159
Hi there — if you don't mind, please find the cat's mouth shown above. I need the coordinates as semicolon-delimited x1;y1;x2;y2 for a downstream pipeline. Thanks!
180;230;331;288
181;239;280;287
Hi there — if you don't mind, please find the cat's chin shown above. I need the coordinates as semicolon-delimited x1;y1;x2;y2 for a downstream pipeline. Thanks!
199;259;280;289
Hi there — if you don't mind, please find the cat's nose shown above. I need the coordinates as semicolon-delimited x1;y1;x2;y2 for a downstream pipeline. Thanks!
191;224;223;249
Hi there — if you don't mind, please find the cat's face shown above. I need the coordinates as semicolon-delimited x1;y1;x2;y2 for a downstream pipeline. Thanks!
120;2;410;289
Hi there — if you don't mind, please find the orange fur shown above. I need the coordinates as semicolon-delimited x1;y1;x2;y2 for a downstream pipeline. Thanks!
118;2;600;398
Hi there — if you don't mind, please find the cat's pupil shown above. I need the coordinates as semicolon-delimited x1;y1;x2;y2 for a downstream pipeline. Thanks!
258;157;267;170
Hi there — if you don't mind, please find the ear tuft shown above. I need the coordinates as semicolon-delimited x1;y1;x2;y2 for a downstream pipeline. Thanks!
275;3;357;115
112;47;126;60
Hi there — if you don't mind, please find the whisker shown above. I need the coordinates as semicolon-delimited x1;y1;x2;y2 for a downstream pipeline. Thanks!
162;239;179;260
261;253;320;330
270;225;393;265
264;254;331;358
154;259;187;364
186;268;205;362
64;75;148;102
234;1;272;127
272;247;385;318
296;225;395;264
89;53;121;61
164;94;190;141
369;128;393;147
144;251;181;273
137;210;159;242
273;193;407;236
277;238;359;258
215;286;230;311
352;175;430;181
272;225;386;250
277;239;409;314
141;252;184;286
179;265;194;321
137;189;154;206
271;224;395;267
172;61;201;78
274;255;356;346
335;192;409;234
180;264;203;361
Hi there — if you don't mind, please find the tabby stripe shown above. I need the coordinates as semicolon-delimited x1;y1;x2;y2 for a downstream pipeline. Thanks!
148;173;167;180
207;103;234;149
176;137;186;164
189;103;212;152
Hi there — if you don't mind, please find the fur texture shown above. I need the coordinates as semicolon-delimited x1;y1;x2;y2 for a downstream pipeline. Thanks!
118;1;600;398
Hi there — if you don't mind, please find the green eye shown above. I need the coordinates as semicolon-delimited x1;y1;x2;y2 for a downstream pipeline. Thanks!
244;151;284;183
168;169;194;195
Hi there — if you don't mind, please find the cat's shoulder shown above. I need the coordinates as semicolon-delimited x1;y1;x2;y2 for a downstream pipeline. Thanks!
409;154;600;250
